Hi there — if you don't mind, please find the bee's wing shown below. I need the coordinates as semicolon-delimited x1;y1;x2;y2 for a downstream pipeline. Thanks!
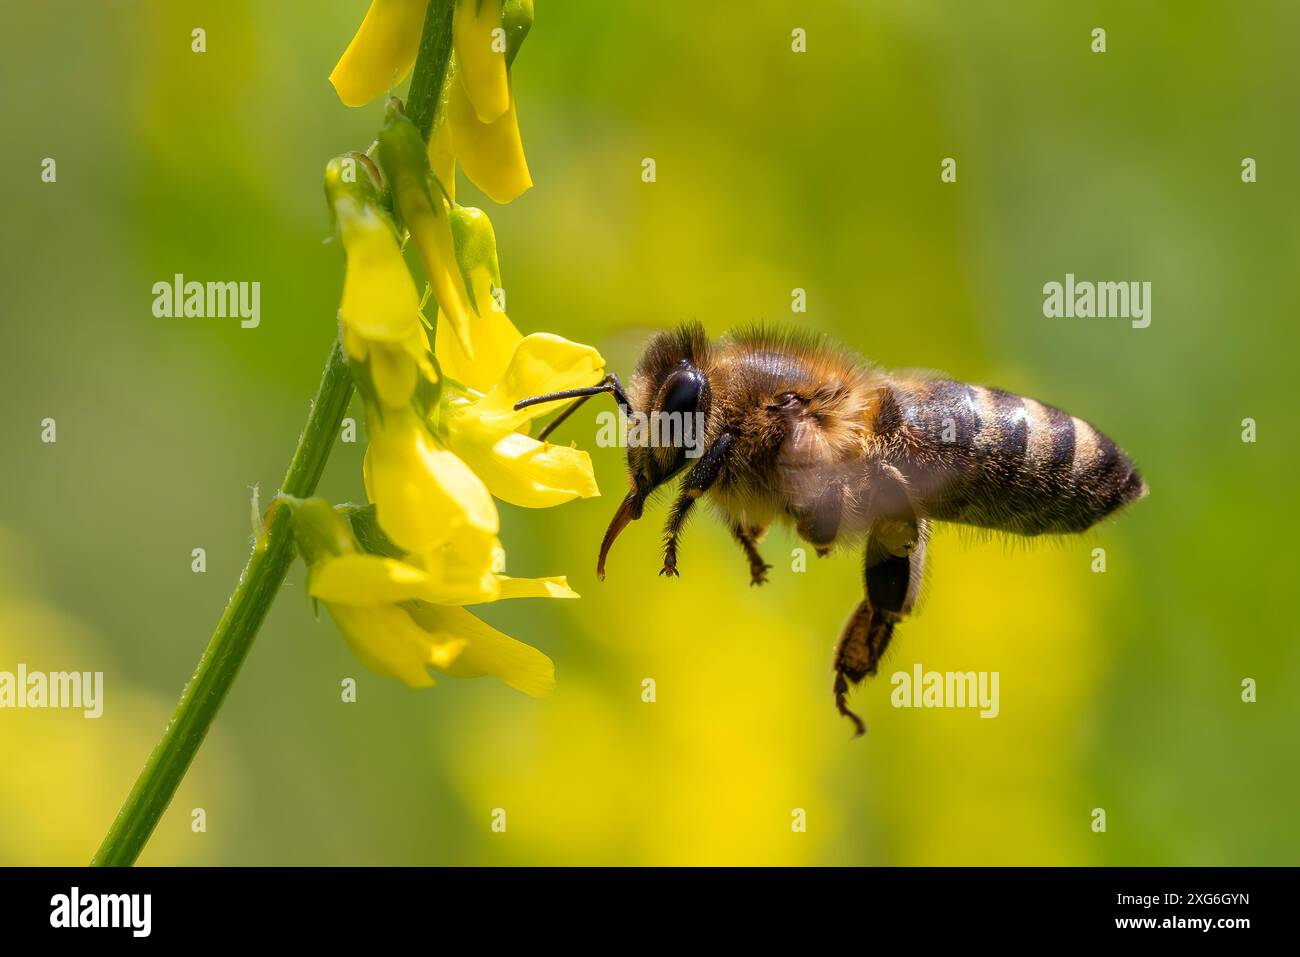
779;402;968;544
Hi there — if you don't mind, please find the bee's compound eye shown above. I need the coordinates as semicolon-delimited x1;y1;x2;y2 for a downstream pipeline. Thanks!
658;368;705;418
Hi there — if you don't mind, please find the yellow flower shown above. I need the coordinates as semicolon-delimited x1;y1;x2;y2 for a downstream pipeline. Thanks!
422;203;601;510
326;148;499;558
291;498;573;696
331;0;534;202
456;332;605;433
447;69;532;204
435;205;522;392
330;0;429;107
325;154;430;410
444;334;604;507
363;407;498;554
446;0;534;203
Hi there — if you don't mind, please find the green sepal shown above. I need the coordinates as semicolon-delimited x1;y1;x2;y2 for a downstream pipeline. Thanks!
376;98;439;236
288;498;358;566
503;0;533;68
339;504;406;560
449;204;502;316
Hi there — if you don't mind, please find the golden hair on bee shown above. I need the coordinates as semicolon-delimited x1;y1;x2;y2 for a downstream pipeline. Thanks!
515;322;1147;736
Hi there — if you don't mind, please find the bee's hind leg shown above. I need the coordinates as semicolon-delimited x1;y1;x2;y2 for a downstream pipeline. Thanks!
832;517;928;736
730;523;772;585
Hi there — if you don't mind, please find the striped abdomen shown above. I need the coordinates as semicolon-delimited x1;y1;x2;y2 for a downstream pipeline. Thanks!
879;378;1147;535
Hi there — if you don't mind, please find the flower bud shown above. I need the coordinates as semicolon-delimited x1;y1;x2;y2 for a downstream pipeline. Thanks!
377;102;477;357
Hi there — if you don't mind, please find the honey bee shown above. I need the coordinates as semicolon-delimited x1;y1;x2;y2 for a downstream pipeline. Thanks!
516;323;1148;735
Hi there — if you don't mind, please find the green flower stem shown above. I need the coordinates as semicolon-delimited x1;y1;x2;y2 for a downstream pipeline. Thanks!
407;0;455;139
92;342;352;866
91;0;453;867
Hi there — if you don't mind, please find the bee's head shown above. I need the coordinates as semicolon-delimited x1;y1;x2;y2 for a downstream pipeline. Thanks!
511;323;713;579
599;324;712;577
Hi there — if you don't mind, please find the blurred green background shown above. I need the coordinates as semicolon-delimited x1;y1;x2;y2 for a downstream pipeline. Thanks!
1;0;1297;866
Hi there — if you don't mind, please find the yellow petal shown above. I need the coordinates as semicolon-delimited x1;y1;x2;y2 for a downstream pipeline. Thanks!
311;536;500;606
435;267;522;392
428;102;457;203
367;409;498;553
467;333;605;433
403;603;555;696
337;197;423;344
494;576;579;600
454;0;510;123
327;603;467;688
341;323;369;364
448;76;532;204
407;200;476;358
310;553;434;605
329;0;428;107
368;340;419;409
448;425;599;508
413;524;502;604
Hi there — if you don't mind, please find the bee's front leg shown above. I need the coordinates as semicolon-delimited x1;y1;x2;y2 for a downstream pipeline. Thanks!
660;433;734;578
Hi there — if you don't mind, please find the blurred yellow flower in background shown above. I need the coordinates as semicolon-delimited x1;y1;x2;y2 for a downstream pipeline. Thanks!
0;535;232;865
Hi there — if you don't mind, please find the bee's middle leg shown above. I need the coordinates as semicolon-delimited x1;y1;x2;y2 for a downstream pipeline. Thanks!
833;518;928;736
730;523;771;585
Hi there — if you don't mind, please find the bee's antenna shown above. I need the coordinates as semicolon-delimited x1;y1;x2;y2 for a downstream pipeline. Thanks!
514;373;632;442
